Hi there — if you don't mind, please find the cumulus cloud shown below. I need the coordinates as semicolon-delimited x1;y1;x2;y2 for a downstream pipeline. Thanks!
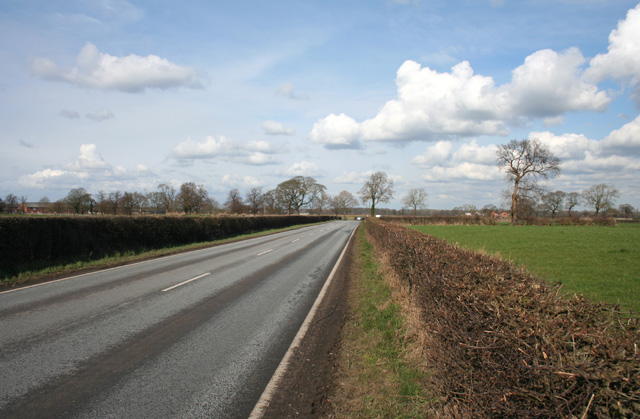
262;120;295;136
18;168;87;189
586;3;640;106
412;140;500;182
601;115;640;155
310;49;609;147
86;108;114;121
221;174;261;188
171;135;280;165
283;161;318;176
30;42;203;93
67;144;111;171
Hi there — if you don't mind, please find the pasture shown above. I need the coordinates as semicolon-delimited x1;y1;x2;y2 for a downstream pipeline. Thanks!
410;223;640;314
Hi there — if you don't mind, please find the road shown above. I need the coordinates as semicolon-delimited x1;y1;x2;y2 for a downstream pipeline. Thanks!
0;220;358;419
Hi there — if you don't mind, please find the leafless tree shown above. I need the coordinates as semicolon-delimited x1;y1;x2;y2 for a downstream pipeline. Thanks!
582;183;619;216
276;176;326;215
359;171;394;216
330;190;359;217
540;190;566;218
225;189;245;214
565;192;581;217
496;138;560;224
402;188;428;216
262;189;284;215
157;184;177;213
64;188;92;214
109;190;122;215
245;187;264;215
179;182;209;214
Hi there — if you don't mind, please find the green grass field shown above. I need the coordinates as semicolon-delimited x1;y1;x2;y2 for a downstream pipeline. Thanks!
410;223;640;314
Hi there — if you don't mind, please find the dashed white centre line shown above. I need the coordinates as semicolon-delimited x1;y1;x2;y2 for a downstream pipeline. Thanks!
257;249;274;256
162;273;211;292
291;239;300;243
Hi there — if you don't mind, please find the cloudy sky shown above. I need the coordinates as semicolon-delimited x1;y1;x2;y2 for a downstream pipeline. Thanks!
1;0;639;210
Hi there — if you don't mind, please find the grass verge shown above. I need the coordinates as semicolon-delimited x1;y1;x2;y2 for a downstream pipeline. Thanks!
0;223;322;289
410;223;640;314
329;223;431;418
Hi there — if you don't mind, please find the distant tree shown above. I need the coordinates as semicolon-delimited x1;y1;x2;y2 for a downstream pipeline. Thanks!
276;176;326;215
311;191;330;214
540;190;566;218
359;171;394;216
582;184;619;216
51;199;67;213
157;183;177;213
262;189;284;215
482;204;498;215
64;188;92;214
495;138;560;224
330;190;359;217
565;192;581;216
5;194;18;211
94;190;109;214
202;197;220;214
109;190;122;215
245;187;264;215
402;188;428;216
179;182;208;214
0;197;4;213
225;189;245;214
618;203;635;218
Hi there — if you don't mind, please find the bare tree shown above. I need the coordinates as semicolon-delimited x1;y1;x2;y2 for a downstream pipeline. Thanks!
64;188;92;214
330;190;359;217
402;188;428;216
582;184;619;216
310;191;330;215
179;182;209;214
5;194;18;211
496;138;560;224
109;190;122;215
359;171;394;216
245;187;264;215
262;189;284;215
276;176;326;215
225;189;245;214
157;184;177;213
618;203;635;218
565;192;581;217
540;190;566;218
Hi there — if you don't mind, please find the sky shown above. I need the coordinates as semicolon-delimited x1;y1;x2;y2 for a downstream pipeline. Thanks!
1;0;639;211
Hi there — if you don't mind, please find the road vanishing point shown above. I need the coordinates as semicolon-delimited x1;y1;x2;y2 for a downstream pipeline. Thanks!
0;220;359;418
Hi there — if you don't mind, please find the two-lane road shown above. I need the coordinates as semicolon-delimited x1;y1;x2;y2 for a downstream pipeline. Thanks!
0;220;358;418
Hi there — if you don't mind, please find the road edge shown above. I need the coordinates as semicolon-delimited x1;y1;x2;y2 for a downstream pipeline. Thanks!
248;223;358;419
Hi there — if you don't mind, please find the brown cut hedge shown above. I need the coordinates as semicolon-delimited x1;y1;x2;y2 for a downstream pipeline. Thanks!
0;215;336;278
366;218;639;418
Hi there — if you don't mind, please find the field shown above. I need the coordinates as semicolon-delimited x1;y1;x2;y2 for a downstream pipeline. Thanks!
410;223;640;314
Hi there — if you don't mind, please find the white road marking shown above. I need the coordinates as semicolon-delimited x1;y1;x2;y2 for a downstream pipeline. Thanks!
257;249;274;256
161;273;211;292
291;239;300;243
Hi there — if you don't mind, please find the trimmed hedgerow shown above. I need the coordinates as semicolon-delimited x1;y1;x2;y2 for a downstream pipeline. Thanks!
0;215;336;278
366;217;639;418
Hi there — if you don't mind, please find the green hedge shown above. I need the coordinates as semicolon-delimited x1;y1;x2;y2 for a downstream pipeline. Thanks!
366;218;639;418
0;215;336;278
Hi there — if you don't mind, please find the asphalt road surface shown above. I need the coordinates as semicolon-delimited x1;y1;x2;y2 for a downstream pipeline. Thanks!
0;220;358;419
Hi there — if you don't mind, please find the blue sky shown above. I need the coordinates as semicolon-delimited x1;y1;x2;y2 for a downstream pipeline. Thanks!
1;0;639;210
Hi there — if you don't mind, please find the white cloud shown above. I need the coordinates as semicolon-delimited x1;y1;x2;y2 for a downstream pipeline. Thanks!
86;108;114;121
602;115;640;156
310;49;609;147
18;168;86;189
171;135;281;165
411;141;452;166
532;131;599;160
221;174;261;188
309;113;361;149
586;3;640;105
423;162;501;182
31;42;203;93
334;170;374;184
284;161;318;176
452;140;497;164
262;120;295;136
67;144;111;171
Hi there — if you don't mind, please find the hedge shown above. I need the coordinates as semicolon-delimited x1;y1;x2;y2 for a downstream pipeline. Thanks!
0;215;336;278
366;218;639;418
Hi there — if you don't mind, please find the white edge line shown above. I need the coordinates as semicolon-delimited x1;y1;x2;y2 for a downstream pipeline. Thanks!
257;249;274;256
161;273;211;292
248;224;358;419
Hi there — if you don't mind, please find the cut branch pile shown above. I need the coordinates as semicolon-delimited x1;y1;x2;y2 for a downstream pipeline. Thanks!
366;218;639;418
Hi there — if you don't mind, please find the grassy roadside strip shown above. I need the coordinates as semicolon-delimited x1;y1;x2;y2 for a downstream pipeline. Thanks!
0;222;327;289
329;223;432;418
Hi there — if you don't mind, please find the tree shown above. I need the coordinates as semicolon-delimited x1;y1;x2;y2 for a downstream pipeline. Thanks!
618;203;635;218
402;188;428;216
109;190;122;215
495;138;560;224
276;176;326;215
64;188;92;214
540;190;566;218
5;194;18;211
202;197;220;214
582;184;619;216
245;187;263;215
565;192;581;217
225;189;245;214
359;171;394;216
311;191;330;214
262;189;284;215
178;182;208;214
157;184;177;213
330;190;359;217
